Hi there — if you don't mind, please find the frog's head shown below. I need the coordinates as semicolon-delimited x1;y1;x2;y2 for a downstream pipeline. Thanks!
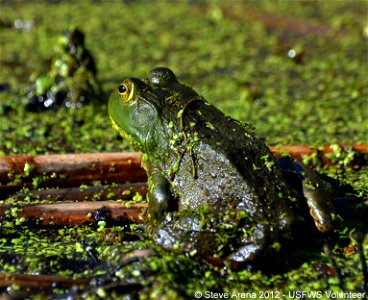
109;67;199;155
56;27;85;55
109;77;161;153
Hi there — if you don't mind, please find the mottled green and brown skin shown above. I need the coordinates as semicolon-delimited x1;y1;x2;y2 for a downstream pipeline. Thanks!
109;67;337;263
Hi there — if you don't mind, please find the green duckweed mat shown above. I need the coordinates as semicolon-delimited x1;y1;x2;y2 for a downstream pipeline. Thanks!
0;1;367;299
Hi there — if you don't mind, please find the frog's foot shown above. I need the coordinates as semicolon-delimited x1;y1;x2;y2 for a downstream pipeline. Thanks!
227;223;270;263
150;212;201;251
152;226;182;250
119;249;156;266
227;243;264;263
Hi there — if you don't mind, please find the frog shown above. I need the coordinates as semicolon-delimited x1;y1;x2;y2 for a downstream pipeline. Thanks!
108;67;342;266
25;27;102;111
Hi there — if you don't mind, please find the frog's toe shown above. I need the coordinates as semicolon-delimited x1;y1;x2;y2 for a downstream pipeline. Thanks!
227;243;264;262
152;226;184;250
227;223;269;262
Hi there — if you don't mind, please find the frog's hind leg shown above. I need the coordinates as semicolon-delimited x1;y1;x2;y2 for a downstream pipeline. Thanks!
297;163;348;289
277;157;339;233
298;163;338;234
277;158;347;285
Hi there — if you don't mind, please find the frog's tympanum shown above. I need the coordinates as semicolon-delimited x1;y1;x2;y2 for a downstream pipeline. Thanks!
109;67;347;266
25;27;102;111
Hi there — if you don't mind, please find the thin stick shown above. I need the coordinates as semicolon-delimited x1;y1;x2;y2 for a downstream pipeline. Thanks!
12;182;147;202
0;273;90;287
0;152;146;185
2;145;366;183
222;4;352;37
1;145;366;195
0;201;148;225
271;144;368;163
323;239;345;290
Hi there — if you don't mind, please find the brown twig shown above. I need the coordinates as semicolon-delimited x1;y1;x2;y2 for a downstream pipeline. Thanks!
0;201;148;225
0;273;90;288
0;145;366;196
0;152;146;184
271;144;368;163
12;182;147;202
218;4;351;38
0;152;146;196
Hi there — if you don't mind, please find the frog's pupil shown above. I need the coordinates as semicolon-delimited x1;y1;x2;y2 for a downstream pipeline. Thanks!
118;85;127;93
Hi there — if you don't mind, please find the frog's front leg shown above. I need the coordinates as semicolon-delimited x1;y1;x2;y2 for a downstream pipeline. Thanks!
146;166;176;223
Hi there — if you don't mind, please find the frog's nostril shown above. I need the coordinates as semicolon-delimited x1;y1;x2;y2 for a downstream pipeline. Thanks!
118;85;127;94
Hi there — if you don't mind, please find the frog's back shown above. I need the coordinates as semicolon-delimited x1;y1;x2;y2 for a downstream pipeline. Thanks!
171;100;302;229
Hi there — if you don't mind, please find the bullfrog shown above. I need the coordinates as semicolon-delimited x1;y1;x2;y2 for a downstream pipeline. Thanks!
108;67;341;266
25;27;102;111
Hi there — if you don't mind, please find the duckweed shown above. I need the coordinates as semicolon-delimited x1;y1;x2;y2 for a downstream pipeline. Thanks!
0;1;367;299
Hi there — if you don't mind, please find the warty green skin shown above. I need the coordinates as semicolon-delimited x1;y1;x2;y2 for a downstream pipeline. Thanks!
108;67;336;263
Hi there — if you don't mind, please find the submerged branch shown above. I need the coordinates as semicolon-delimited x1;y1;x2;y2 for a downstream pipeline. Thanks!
0;152;146;188
0;145;366;197
12;182;148;202
0;201;148;226
0;273;90;288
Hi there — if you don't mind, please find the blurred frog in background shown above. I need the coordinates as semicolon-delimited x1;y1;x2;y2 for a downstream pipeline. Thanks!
25;27;102;111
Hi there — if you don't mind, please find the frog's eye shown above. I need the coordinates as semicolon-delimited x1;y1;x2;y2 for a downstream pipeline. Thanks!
117;81;133;103
118;84;127;95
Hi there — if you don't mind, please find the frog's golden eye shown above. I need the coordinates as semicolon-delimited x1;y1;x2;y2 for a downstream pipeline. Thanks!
117;81;133;102
118;84;127;95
